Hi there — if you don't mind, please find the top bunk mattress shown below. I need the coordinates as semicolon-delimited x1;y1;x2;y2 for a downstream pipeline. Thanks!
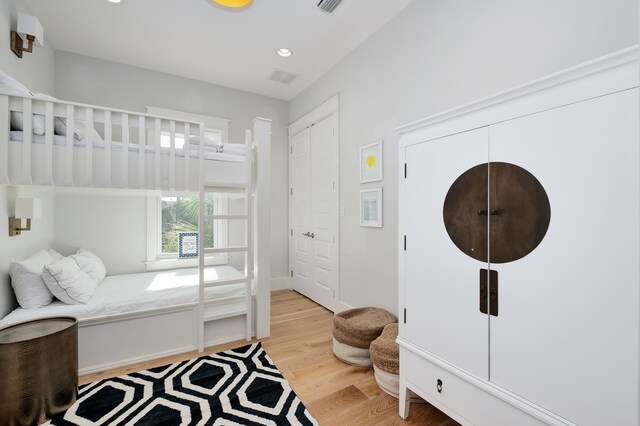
0;265;247;328
9;131;247;163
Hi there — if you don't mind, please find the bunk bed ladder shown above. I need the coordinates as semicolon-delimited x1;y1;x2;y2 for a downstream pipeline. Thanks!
198;130;254;352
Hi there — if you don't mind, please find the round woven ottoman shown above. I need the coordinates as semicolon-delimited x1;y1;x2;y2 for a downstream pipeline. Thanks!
332;307;395;366
370;323;401;398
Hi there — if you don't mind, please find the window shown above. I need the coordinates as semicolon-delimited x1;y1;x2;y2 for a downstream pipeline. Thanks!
160;196;214;254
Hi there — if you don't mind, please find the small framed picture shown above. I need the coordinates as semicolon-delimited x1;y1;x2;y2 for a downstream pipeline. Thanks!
360;187;383;227
360;140;383;183
178;232;199;258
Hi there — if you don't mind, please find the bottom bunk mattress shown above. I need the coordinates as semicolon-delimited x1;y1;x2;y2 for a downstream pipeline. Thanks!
0;265;247;328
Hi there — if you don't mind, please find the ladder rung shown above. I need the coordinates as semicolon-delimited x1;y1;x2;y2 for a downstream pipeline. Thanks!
204;308;248;322
204;182;248;190
203;277;249;288
204;246;248;254
204;214;249;220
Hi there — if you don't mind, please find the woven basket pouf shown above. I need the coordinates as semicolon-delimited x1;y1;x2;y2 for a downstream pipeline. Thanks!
370;323;401;398
332;307;395;366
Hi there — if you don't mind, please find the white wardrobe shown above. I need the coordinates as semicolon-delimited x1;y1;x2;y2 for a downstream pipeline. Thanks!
397;47;639;426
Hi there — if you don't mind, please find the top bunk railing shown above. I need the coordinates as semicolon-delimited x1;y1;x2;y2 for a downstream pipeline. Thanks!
0;93;248;192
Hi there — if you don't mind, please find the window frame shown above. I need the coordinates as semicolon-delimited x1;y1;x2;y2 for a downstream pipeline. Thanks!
143;107;230;271
146;193;229;271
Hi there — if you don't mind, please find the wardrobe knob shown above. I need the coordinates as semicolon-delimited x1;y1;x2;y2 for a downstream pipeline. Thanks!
436;379;443;393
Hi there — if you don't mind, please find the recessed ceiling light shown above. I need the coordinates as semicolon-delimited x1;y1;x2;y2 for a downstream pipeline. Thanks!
277;48;293;58
105;0;123;4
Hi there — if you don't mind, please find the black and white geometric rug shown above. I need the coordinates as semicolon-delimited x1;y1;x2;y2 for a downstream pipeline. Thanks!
46;342;318;425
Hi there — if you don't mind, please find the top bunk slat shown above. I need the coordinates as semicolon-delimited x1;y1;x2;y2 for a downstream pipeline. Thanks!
0;96;9;184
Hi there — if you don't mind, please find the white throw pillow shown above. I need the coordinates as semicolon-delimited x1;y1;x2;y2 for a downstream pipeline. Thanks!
53;117;102;142
42;257;98;305
73;249;106;285
0;70;32;96
190;135;220;151
9;249;62;309
0;73;46;135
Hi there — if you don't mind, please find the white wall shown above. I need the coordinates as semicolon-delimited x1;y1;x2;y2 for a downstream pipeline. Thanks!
0;185;55;317
0;0;57;317
0;0;56;93
54;51;290;283
52;191;148;275
289;0;638;315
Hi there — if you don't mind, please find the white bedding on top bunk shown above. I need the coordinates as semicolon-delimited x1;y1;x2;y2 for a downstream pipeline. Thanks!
9;131;246;163
0;265;247;328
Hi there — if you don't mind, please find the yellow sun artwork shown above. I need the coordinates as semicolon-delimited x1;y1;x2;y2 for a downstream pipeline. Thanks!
366;154;376;169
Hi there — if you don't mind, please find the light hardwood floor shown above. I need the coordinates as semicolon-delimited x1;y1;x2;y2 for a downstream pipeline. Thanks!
81;290;458;425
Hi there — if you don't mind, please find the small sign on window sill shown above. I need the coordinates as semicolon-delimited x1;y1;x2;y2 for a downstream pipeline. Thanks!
178;232;199;258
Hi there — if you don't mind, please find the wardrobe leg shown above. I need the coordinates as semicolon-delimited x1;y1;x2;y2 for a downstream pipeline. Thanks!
398;384;411;419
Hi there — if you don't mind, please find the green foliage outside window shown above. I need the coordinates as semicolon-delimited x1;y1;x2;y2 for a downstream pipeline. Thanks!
161;196;214;253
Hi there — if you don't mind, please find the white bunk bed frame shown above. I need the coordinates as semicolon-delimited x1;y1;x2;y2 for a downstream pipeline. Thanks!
0;93;272;374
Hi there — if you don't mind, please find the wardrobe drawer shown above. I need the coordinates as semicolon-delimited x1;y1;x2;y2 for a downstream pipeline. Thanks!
402;348;549;426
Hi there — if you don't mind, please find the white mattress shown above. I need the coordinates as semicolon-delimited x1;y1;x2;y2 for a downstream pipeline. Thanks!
9;131;246;163
0;265;247;328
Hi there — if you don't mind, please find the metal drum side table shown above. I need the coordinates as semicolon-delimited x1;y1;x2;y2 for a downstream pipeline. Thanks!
0;317;78;426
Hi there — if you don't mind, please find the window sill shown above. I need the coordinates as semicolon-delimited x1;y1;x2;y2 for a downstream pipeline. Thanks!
145;255;228;271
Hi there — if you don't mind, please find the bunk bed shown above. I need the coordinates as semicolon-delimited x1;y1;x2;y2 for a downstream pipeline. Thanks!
0;90;271;374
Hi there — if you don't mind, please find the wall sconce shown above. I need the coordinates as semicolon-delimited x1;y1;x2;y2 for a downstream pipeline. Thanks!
10;13;44;58
9;198;42;236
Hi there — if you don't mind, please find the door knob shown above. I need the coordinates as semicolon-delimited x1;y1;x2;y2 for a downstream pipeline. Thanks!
302;232;315;238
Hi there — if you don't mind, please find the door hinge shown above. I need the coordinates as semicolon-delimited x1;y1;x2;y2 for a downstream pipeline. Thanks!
403;235;406;251
290;146;293;154
291;229;293;236
333;128;335;136
333;289;336;297
404;163;407;178
333;181;335;190
404;308;407;324
290;188;293;195
291;270;293;278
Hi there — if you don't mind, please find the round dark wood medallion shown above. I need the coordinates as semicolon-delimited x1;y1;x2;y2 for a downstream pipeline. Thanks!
443;162;551;264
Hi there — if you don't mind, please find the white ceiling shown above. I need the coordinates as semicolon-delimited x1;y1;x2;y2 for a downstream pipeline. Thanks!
24;0;414;100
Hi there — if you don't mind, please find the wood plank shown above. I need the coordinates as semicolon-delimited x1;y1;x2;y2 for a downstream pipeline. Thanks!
305;385;369;421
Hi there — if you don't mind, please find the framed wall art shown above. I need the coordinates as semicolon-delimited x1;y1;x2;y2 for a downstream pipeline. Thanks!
360;140;383;183
360;187;383;227
178;232;199;258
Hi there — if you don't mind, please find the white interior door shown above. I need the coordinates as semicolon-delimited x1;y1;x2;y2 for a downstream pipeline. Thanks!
488;89;639;425
403;127;489;379
290;114;339;311
291;128;313;298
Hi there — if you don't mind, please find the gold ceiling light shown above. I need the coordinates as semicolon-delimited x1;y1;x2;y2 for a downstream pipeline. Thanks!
210;0;253;8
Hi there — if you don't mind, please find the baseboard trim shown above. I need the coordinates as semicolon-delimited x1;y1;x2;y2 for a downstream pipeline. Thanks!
271;276;291;291
336;300;354;313
79;345;196;375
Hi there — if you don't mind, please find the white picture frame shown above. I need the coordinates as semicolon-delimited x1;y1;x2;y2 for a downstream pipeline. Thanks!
360;140;383;183
360;187;383;227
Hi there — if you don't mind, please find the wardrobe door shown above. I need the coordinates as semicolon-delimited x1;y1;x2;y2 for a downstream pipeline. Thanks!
404;127;489;379
488;88;639;425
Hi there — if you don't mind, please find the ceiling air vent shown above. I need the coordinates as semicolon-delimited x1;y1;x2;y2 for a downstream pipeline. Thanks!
268;69;298;85
317;0;343;14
